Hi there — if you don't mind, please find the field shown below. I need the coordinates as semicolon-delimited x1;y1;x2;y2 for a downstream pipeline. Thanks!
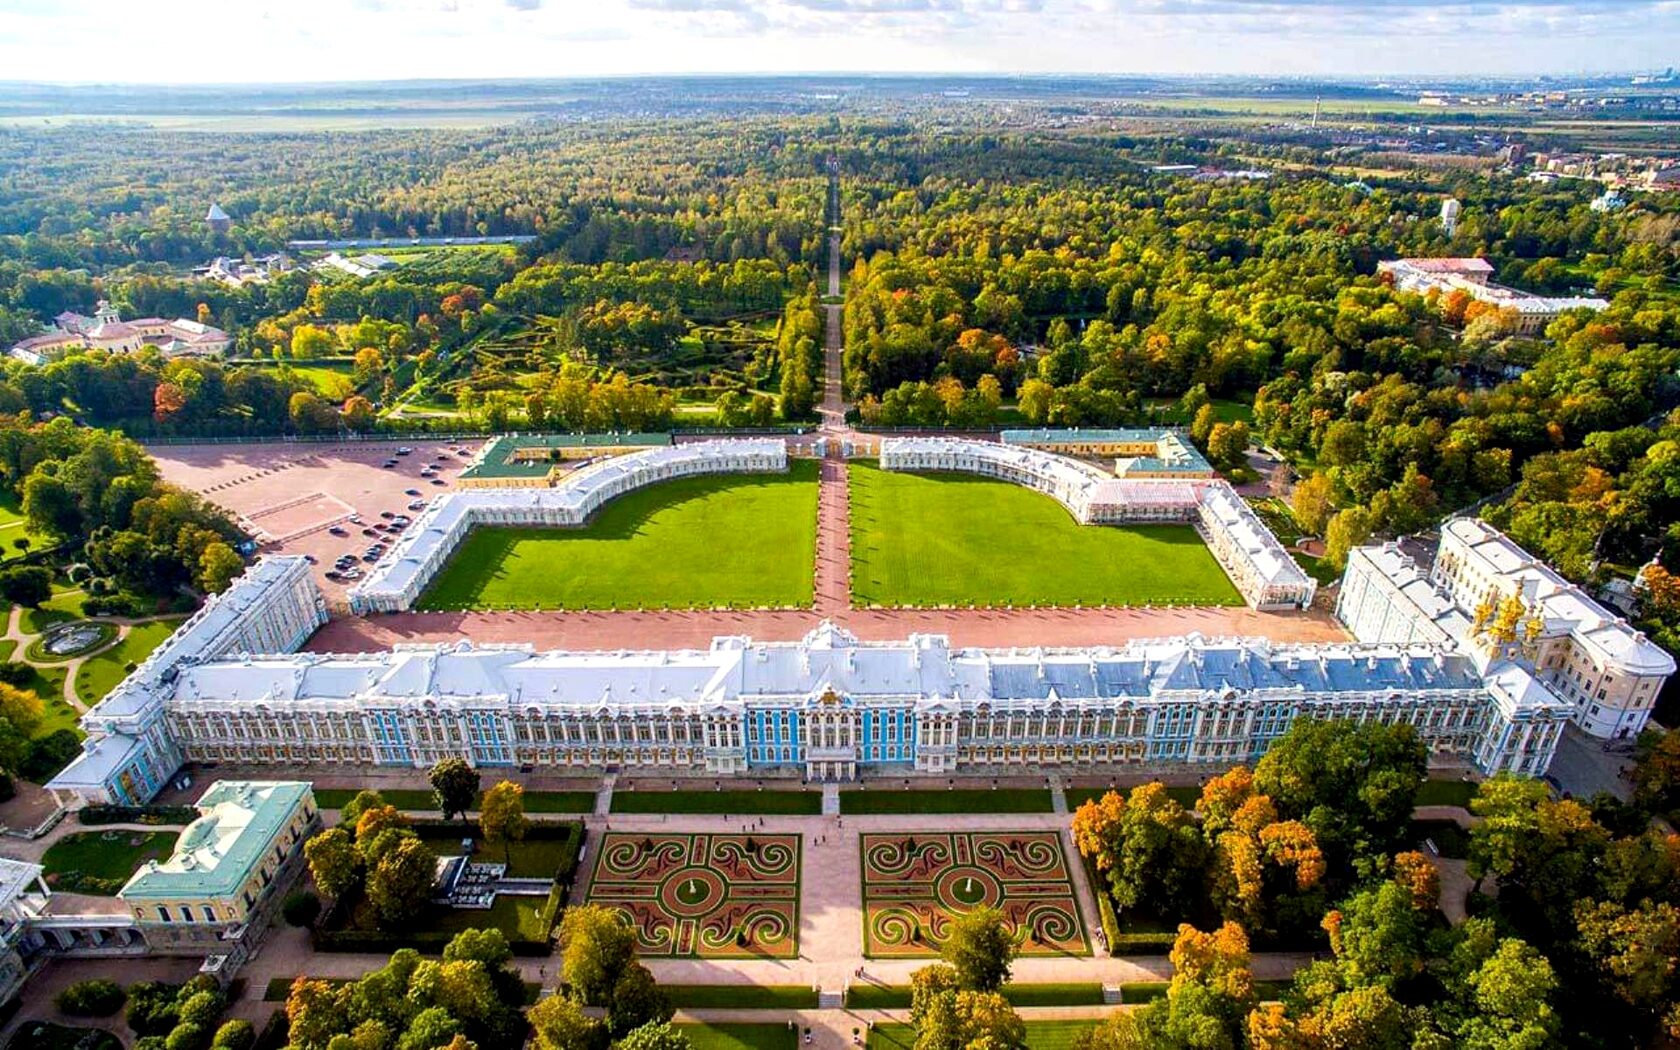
858;831;1088;959
586;832;800;958
610;789;822;815
680;1025;799;1050
840;789;1053;815
848;465;1242;608
418;461;820;611
0;490;50;563
870;1022;1095;1050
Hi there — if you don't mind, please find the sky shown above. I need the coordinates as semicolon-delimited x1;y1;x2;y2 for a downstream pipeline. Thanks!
0;0;1678;83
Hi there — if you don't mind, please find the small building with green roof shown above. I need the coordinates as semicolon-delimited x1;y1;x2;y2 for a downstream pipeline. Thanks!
119;781;318;959
458;432;673;488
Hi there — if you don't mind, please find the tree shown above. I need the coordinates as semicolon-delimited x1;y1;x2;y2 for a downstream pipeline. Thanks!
354;805;410;862
443;927;513;971
529;995;604;1050
338;789;386;829
342;395;376;432
0;684;43;741
1073;784;1205;917
210;1019;255;1050
1206;421;1251;472
429;758;480;825
560;904;639;1006
479;780;528;865
940;904;1017;992
0;566;51;608
367;835;435;927
1323;506;1375;572
616;1022;691;1050
1082;923;1255;1050
1391;851;1440;912
608;962;671;1037
1633;728;1680;813
912;985;1025;1050
197;542;244;594
1291;472;1336;537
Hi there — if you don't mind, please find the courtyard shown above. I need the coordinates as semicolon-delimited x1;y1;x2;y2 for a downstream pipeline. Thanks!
858;831;1089;959
847;464;1242;609
585;832;802;959
416;461;821;611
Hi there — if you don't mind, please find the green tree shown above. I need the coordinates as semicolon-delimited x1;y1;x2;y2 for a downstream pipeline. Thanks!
196;542;244;594
478;780;528;865
1290;472;1336;537
367;835;435;928
615;1022;691;1050
1323;506;1375;572
560;903;639;1007
529;995;605;1050
338;789;386;829
0;566;51;608
940;904;1017;992
608;962;671;1037
429;758;481;825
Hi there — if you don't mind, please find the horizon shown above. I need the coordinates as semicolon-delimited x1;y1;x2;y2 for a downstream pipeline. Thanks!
2;0;1678;85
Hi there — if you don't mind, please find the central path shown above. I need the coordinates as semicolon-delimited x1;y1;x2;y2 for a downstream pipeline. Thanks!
812;163;855;617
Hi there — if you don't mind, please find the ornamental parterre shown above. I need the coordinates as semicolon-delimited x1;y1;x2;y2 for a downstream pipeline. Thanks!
859;831;1088;958
586;832;800;958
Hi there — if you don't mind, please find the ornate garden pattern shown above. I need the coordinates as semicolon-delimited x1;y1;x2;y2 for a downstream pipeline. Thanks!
859;831;1089;958
586;832;800;958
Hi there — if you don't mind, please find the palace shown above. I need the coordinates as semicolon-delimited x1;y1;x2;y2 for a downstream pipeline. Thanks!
7;301;231;365
1377;257;1608;336
1338;520;1675;740
54;557;1567;803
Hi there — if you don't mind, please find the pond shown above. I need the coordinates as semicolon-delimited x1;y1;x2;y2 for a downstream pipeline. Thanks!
41;622;107;657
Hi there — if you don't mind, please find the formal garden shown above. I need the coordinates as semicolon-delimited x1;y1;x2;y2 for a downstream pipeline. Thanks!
415;461;821;611
39;829;180;895
847;464;1242;608
858;831;1088;959
585;832;801;958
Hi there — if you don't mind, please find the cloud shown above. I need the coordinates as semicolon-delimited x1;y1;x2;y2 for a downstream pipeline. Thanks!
505;0;540;8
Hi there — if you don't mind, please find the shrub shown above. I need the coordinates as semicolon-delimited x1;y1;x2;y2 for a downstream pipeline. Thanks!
0;775;12;804
282;890;321;928
212;1019;255;1050
178;990;223;1029
0;662;32;687
165;1022;207;1050
55;978;126;1016
126;981;183;1036
81;804;198;826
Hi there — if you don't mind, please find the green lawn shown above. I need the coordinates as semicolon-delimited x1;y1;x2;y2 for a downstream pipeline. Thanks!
0;491;51;564
411;827;577;879
425;891;554;941
315;787;595;814
610;790;822;815
871;1022;1095;1050
1416;779;1478;809
1066;785;1201;809
418;461;820;611
848;984;1103;1009
680;1025;799;1050
74;619;183;708
18;590;87;635
0;639;76;741
40;830;178;894
840;789;1053;815
666;986;819;1010
848;465;1241;608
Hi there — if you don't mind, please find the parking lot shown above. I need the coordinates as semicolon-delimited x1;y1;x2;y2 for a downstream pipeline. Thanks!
150;439;483;602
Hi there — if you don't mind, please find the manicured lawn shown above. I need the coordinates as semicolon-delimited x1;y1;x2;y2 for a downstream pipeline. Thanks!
680;1024;798;1050
871;1022;1096;1050
411;827;578;879
611;790;821;815
1066;785;1201;809
1416;779;1478;809
848;465;1241;608
19;590;87;635
848;984;1103;1009
1120;982;1168;1003
840;789;1052;815
41;830;178;894
417;461;820;611
1412;819;1471;860
425;891;554;941
0;491;52;565
315;787;595;814
74;619;183;707
666;985;819;1009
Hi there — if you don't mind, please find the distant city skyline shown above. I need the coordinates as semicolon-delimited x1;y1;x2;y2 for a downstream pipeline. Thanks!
0;0;1677;84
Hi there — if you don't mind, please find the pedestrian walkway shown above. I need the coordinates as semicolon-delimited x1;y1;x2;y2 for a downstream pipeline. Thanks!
595;773;617;817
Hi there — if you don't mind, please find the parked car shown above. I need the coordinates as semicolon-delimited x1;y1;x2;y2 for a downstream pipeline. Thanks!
405;488;422;497
407;500;427;511
361;527;377;536
380;511;395;519
328;526;348;536
396;447;413;456
382;459;397;468
431;478;446;486
325;571;342;581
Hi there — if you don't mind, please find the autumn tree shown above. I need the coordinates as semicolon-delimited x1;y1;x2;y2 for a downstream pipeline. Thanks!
1072;784;1206;919
1290;472;1336;536
303;827;359;900
366;835;435;927
479;780;528;865
429;757;481;825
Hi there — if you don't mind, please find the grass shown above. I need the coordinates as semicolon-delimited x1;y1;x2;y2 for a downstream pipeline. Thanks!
1120;982;1168;1003
0;491;51;564
666;986;819;1010
1147;397;1255;427
610;790;822;815
839;789;1052;815
314;787;595;814
425;892;554;941
848;465;1242;608
679;1025;799;1050
1416;779;1478;809
18;590;87;635
870;1023;1096;1050
848;984;1103;1009
410;827;575;879
40;830;178;894
73;619;183;708
418;461;820;611
4;1023;123;1050
1066;785;1201;809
